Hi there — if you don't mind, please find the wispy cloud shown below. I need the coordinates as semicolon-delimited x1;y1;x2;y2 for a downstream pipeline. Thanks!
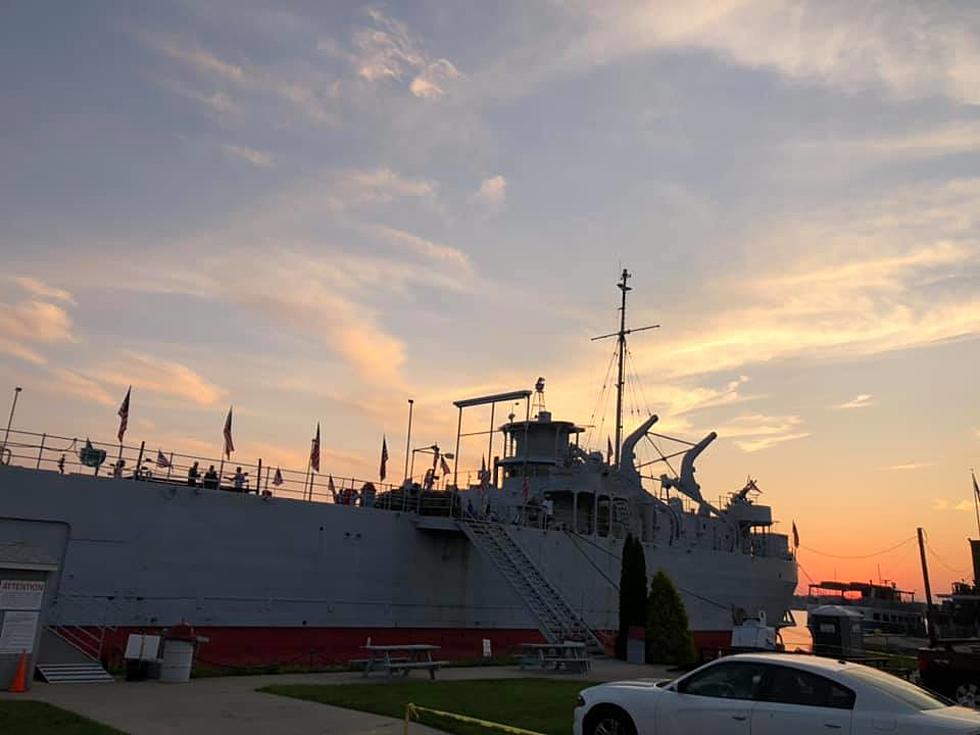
715;413;809;453
631;178;980;381
0;298;76;365
324;168;436;211
10;276;75;304
157;41;245;82
220;143;274;168
489;2;980;105
835;394;873;410
342;9;460;99
142;33;338;125
476;175;507;207
884;461;935;471
95;351;225;406
933;497;973;512
48;368;117;407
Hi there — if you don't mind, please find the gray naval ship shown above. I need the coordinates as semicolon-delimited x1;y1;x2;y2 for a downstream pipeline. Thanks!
0;271;797;668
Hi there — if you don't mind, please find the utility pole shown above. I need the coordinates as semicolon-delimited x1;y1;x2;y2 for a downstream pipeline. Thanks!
917;527;937;646
591;270;658;468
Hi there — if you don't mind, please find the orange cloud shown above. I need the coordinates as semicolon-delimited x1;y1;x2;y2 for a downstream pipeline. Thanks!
0;298;76;364
96;351;225;406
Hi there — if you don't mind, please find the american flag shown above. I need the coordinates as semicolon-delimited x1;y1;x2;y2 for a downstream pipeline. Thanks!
223;407;235;458
272;467;283;486
379;436;389;481
792;521;800;549
155;449;171;468
117;386;131;443
440;455;451;477
310;422;321;473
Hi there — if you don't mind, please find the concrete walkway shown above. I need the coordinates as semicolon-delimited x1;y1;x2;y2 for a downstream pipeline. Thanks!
2;659;673;735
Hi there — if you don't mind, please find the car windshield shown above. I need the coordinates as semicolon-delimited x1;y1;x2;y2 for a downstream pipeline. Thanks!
846;668;952;710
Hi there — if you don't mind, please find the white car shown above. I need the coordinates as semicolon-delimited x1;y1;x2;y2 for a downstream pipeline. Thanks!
573;653;980;734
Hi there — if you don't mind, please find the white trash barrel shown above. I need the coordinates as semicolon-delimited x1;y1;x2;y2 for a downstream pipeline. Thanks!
159;639;194;683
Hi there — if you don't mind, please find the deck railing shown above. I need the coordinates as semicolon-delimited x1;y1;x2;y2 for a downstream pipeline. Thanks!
0;428;408;507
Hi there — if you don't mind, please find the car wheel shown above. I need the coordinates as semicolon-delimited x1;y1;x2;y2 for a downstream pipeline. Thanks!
955;681;980;709
585;706;637;735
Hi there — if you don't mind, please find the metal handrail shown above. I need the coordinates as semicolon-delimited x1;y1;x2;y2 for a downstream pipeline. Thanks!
0;428;402;505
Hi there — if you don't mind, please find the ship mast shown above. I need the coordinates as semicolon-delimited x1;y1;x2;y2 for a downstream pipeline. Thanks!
592;269;659;468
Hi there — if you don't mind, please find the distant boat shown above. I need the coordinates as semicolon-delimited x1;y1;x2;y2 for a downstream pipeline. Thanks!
805;580;926;636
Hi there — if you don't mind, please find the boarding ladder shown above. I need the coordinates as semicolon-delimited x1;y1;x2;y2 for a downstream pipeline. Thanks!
460;520;602;649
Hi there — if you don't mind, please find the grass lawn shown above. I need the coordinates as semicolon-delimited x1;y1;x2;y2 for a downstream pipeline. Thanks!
261;678;595;735
0;700;125;734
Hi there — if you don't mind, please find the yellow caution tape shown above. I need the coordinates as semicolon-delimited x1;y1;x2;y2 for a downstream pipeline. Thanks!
403;703;546;735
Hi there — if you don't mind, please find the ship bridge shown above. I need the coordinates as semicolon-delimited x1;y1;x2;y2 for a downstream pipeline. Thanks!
497;410;585;481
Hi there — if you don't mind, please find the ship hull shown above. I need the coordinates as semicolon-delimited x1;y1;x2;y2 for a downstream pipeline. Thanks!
0;467;795;666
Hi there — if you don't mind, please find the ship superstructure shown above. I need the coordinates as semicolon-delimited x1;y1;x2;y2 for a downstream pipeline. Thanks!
0;272;798;668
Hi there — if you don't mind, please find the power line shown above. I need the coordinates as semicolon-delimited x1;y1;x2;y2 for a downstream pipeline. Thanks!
799;536;916;560
924;533;969;575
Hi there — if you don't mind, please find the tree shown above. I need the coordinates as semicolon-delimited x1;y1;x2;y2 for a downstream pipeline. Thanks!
646;569;696;666
615;535;648;659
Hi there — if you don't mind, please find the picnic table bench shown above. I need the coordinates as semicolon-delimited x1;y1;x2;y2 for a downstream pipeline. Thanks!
518;642;591;673
354;644;448;680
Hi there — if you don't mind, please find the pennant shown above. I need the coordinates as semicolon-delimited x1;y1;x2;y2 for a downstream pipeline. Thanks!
328;474;337;502
792;521;800;549
379;435;389;481
117;386;131;443
310;422;321;473
440;454;451;477
155;450;171;469
273;467;283;486
223;406;235;458
606;436;613;464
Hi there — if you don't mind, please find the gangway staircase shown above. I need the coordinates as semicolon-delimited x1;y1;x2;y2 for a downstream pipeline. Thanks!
35;626;114;684
460;519;602;650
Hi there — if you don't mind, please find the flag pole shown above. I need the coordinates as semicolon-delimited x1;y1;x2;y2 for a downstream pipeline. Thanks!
404;399;414;483
972;469;980;539
303;452;312;502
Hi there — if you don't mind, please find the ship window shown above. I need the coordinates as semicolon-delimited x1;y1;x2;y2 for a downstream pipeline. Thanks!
873;613;880;621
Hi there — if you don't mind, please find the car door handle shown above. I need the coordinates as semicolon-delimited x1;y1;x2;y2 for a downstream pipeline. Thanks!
824;725;842;730
732;714;747;721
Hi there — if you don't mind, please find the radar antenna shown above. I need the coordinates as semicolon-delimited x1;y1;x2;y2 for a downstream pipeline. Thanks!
591;269;659;468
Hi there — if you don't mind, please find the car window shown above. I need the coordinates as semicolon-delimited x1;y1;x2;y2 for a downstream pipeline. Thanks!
678;662;766;701
845;668;951;711
761;665;855;710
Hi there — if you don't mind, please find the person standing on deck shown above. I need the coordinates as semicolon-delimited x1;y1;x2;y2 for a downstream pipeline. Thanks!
187;461;200;487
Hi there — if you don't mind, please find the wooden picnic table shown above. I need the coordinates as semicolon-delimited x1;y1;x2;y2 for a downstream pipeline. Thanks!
355;643;448;679
518;641;591;673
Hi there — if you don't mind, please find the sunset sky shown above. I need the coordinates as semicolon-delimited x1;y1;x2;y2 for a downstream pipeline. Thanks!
2;1;980;596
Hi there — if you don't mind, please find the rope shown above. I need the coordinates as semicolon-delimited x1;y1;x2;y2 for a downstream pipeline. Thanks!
924;535;969;575
799;536;916;560
585;345;618;451
567;531;732;612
